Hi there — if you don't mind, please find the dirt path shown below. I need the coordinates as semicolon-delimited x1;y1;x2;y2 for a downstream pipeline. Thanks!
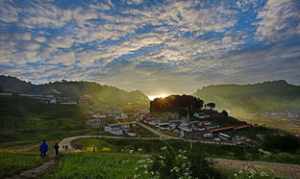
5;158;57;179
58;135;160;152
213;158;300;179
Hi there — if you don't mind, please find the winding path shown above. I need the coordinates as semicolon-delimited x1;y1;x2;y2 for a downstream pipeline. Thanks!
58;135;161;152
5;158;57;179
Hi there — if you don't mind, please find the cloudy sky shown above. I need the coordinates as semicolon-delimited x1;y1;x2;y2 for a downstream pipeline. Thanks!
0;0;300;95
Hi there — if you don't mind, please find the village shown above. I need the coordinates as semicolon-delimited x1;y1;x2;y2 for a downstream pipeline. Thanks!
143;110;255;145
2;91;256;146
85;108;255;146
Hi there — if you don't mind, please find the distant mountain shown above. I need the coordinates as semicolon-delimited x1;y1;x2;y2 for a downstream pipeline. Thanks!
193;80;300;117
0;75;149;111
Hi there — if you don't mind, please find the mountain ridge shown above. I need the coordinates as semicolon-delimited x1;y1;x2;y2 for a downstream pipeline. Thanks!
194;80;300;117
0;75;149;111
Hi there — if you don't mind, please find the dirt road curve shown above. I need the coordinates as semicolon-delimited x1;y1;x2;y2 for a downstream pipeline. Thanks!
58;135;160;152
213;158;300;179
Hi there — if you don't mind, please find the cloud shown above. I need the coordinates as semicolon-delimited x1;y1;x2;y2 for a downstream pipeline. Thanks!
0;0;300;94
47;51;76;66
0;0;19;23
255;0;300;42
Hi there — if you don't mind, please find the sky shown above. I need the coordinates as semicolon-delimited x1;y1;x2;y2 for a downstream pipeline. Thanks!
0;0;300;96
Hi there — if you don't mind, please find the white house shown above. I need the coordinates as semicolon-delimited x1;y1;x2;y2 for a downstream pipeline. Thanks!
114;113;128;120
203;133;213;138
104;124;124;136
49;98;57;104
178;124;192;132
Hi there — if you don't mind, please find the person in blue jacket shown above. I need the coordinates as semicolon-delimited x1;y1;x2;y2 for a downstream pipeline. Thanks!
40;140;48;158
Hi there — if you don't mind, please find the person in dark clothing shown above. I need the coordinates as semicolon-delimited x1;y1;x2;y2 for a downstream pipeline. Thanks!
40;140;48;158
54;143;59;156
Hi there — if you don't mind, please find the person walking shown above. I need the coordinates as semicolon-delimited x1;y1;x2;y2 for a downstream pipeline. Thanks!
54;143;59;156
39;140;48;159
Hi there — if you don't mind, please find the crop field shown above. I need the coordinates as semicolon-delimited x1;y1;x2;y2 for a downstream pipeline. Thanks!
0;152;43;178
43;153;143;179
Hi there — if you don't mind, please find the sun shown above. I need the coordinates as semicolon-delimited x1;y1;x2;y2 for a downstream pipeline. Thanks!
148;93;169;100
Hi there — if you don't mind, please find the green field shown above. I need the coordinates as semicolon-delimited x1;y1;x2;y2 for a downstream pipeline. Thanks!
43;153;143;179
72;138;300;165
1;138;297;178
0;152;43;178
0;95;99;147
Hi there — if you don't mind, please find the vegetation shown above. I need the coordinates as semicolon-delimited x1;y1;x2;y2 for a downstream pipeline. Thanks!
150;95;204;114
263;134;300;152
0;152;43;178
224;169;281;179
193;80;300;133
0;75;149;112
135;146;221;179
0;95;91;145
72;138;300;165
43;153;143;179
194;80;300;115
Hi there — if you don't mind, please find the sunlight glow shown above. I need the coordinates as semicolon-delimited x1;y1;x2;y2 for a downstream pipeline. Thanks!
148;93;170;100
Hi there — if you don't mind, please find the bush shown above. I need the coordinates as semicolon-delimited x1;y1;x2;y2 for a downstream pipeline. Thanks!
134;146;221;179
263;134;300;152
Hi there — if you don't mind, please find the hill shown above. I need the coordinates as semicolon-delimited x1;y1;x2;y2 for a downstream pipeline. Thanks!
0;75;149;144
193;80;300;118
0;95;88;144
0;75;149;112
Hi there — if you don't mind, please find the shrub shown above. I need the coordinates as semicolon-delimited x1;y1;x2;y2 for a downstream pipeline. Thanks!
263;134;300;152
134;146;221;179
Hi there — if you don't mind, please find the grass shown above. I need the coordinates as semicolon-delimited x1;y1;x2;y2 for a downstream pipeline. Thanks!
72;138;300;165
0;152;44;178
43;153;143;179
0;95;101;147
220;169;284;179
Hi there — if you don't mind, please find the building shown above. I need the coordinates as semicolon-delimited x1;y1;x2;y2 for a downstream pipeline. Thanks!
203;133;213;138
0;92;12;96
114;113;128;120
79;95;90;104
104;124;125;136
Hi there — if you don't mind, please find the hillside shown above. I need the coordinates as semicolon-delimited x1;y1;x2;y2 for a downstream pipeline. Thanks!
193;80;300;117
0;95;88;144
0;75;150;144
0;75;149;112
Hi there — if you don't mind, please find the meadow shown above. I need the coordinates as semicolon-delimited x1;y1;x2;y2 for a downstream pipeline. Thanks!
42;153;143;179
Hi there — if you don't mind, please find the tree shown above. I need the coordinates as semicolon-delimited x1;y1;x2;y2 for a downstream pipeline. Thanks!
150;95;204;113
221;110;228;118
263;134;300;152
206;102;216;110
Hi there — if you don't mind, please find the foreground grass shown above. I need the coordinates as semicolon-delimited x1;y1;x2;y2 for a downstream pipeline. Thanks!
0;152;43;178
43;153;143;179
73;138;300;165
